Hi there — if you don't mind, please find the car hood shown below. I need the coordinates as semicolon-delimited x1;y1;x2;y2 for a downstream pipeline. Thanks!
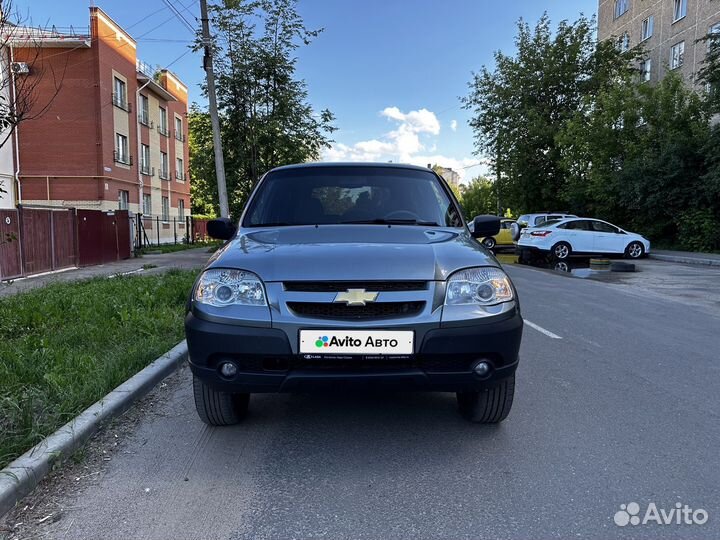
206;225;496;281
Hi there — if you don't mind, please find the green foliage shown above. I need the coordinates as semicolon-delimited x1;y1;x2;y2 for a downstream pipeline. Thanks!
676;208;720;252
459;177;497;218
464;13;720;251
190;0;336;217
0;270;197;469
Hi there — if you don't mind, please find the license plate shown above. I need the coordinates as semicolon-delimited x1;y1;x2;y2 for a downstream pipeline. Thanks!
299;330;414;355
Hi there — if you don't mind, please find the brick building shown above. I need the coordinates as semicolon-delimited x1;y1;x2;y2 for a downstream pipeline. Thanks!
7;7;190;241
598;0;720;86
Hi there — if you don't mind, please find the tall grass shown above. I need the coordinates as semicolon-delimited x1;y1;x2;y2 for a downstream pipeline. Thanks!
0;270;197;469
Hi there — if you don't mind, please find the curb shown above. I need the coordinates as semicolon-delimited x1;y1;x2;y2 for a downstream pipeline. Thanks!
650;253;720;267
0;341;188;519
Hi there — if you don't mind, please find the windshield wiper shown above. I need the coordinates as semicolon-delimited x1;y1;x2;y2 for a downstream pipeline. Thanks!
340;219;440;226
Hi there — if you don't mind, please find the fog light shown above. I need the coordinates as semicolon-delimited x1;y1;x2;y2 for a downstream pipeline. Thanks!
219;361;238;378
473;360;492;378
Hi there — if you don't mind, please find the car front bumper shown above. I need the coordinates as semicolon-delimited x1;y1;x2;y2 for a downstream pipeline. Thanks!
185;310;523;393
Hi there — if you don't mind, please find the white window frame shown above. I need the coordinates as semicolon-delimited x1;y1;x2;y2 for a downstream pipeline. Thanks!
670;41;685;69
159;107;169;136
673;0;687;23
640;58;652;81
113;77;126;108
115;133;129;164
160;152;169;179
176;157;184;181
142;193;152;216
140;144;151;174
710;23;720;51
620;32;630;52
161;196;170;222
118;190;129;210
139;94;150;125
178;199;185;220
641;16;654;41
614;0;629;19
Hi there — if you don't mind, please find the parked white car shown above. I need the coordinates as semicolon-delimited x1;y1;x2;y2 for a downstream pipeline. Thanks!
517;217;650;260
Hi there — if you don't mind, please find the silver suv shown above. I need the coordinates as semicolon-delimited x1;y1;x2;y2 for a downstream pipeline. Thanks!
185;163;523;424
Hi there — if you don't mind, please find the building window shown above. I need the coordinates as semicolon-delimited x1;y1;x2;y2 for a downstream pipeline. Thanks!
112;77;129;111
138;94;151;126
673;0;687;22
174;116;185;142
176;157;184;181
161;196;170;222
118;190;129;210
158;107;169;137
617;32;631;52
178;199;185;220
140;144;152;175
670;41;685;69
640;58;652;81
114;133;131;165
143;193;152;216
710;23;720;51
160;152;169;180
641;16;654;41
614;0;629;19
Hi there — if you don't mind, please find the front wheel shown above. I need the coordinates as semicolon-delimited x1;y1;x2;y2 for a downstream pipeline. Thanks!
193;375;250;426
625;241;645;259
456;374;515;423
481;237;496;250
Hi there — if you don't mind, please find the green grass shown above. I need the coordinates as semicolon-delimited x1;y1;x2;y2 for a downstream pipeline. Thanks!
0;270;198;470
138;240;221;255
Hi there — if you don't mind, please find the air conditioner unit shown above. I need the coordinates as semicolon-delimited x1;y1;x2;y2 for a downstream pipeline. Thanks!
11;62;29;74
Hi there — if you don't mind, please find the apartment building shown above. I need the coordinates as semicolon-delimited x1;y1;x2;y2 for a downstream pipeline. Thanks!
7;7;190;241
598;0;720;85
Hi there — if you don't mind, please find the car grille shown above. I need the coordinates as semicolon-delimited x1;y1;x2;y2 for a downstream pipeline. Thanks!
287;301;425;320
283;281;427;292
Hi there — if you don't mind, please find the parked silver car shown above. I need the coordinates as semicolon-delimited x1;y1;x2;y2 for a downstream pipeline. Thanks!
185;163;523;424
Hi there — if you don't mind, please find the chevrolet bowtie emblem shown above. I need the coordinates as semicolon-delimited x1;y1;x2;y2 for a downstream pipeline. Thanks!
334;289;379;306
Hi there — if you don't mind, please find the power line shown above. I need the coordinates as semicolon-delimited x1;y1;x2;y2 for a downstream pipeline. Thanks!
162;0;196;34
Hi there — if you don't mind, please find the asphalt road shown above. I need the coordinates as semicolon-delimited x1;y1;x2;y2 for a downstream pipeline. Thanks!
14;263;720;539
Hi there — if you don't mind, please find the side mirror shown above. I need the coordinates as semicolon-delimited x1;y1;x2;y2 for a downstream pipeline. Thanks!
470;215;501;238
207;218;237;240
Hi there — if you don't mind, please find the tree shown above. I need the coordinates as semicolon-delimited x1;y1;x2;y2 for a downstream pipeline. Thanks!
459;177;497;219
462;14;638;214
191;0;336;217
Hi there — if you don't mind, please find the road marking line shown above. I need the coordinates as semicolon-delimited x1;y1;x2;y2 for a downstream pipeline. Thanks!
524;320;563;339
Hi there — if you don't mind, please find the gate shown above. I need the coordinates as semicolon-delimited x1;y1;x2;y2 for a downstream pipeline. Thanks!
0;209;22;280
77;209;131;266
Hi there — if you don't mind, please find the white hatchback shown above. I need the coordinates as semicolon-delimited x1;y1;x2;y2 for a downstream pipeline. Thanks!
517;218;651;260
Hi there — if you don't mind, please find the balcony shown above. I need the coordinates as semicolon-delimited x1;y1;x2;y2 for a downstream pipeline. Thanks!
112;93;131;112
175;170;186;181
159;169;170;181
140;164;155;176
174;130;186;143
114;151;133;166
157;124;170;137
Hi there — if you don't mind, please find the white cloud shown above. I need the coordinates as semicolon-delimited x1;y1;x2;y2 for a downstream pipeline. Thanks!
323;106;483;182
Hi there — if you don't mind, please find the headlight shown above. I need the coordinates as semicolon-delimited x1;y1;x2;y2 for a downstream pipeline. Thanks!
194;269;267;307
445;267;514;306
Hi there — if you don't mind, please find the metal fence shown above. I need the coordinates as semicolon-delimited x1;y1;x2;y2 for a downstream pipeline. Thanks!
131;214;211;249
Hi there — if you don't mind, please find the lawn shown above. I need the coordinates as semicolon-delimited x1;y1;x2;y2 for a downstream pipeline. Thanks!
0;270;197;470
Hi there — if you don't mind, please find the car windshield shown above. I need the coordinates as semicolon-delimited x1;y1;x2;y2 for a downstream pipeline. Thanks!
244;166;463;227
535;219;562;227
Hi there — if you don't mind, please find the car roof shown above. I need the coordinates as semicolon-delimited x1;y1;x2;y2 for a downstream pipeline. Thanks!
269;162;436;174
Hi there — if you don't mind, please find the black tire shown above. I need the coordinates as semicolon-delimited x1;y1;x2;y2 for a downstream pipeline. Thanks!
193;375;249;426
481;237;496;249
456;375;515;423
551;242;572;260
624;241;645;259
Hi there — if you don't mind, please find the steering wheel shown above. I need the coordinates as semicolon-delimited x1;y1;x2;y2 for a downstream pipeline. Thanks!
384;210;422;221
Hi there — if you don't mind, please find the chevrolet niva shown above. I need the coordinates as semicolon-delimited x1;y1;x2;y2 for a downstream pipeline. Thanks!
185;163;523;424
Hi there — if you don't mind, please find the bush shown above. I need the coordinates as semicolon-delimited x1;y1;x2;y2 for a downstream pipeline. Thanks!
676;209;720;252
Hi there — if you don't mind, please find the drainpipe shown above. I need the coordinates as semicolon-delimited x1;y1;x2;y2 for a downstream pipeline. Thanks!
136;78;152;219
10;45;21;205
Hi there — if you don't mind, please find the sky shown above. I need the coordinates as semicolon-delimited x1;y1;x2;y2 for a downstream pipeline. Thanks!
15;0;598;182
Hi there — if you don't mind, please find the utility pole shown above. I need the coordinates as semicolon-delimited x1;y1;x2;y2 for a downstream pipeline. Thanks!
199;0;229;218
